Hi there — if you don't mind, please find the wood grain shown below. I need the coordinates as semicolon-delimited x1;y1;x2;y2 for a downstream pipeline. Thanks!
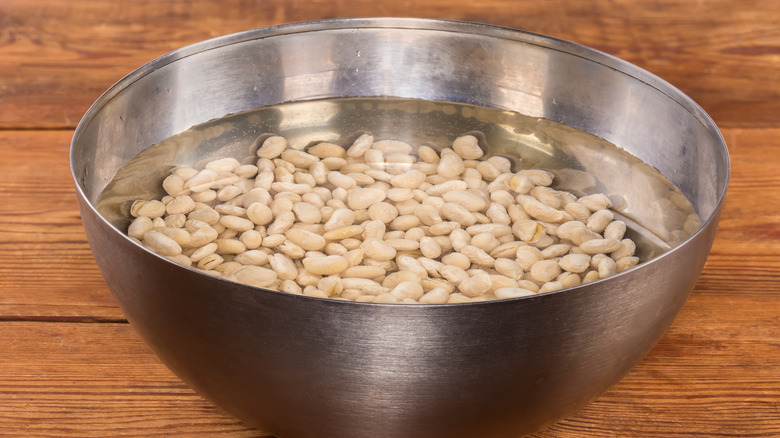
3;127;777;315
0;131;122;321
0;291;776;437
0;321;265;437
1;0;779;129
0;125;777;437
0;0;779;436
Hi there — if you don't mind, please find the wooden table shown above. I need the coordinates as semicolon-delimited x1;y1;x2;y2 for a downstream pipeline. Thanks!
1;1;777;436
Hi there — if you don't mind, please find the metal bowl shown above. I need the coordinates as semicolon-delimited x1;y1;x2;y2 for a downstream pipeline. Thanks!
70;18;729;438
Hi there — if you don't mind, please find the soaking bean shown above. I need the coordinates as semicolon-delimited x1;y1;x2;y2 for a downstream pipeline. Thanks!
130;131;643;303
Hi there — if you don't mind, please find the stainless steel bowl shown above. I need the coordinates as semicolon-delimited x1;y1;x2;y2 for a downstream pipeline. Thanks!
70;18;729;438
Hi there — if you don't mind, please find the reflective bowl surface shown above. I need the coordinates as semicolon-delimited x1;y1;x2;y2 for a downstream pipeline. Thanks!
70;18;729;438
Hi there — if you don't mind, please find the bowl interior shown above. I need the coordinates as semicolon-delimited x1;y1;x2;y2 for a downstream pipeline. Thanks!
95;96;698;263
69;18;730;438
72;18;729;234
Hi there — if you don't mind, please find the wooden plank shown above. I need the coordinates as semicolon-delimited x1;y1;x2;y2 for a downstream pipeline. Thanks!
0;122;777;435
0;0;778;436
540;292;780;437
0;286;777;437
0;321;265;437
0;130;123;321
1;0;779;129
696;128;780;296
1;124;778;318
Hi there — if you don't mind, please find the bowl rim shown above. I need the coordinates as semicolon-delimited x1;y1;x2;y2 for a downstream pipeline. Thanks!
69;17;730;306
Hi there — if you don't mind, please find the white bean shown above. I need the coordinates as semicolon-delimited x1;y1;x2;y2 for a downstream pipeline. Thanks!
188;226;219;247
308;142;346;159
442;190;489;212
279;279;303;295
611;238;637;260
530;186;562;209
530;259;561;283
452;135;484;160
278;241;306;259
512;219;546;243
417;145;440;163
342;265;386;279
285;227;326;251
128;216;154;239
142;230;181;256
578;193;612;211
157;227;192;246
189;242;218;262
419;236;442;259
220;215;254;232
269;253;298;280
302;255;349;276
508;174;534;194
519;196;564;222
132;200;167;218
579;238;622;255
341;278;389;296
233;250;269;266
604;220;627;241
197;253;223;270
216;238;246;255
390;281;424;301
516;245;543;271
372;139;413;155
389;215;421;231
559;271;582;289
541;243;571;259
361;238;397;261
564;202;591;222
391;170;427;189
616;256;640;272
586;209;614;233
419;287;450;304
246;202;274;226
266;211;295;235
322;225;364;241
165;195;196;215
440;265;470;286
476;161;502;182
490;241;525;259
292;202;322;224
559;253;591;273
256;136;287;159
494;287;536;299
364;202;396;224
518;169;553;186
470;232;501;253
130;132;644;303
538;281;564;294
437;151;465;178
395;255;428;279
363;220;386;240
231;265;278;288
347;187;387;210
458;272;492;298
440;203;477;227
459;245;495;267
494;258;524;280
384;238;420;252
441;252;472;271
347;133;374;157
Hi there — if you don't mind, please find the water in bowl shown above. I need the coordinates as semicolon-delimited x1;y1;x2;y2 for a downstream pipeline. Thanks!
96;97;700;263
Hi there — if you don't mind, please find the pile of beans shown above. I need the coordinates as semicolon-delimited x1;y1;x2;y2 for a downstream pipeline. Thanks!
126;133;639;303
